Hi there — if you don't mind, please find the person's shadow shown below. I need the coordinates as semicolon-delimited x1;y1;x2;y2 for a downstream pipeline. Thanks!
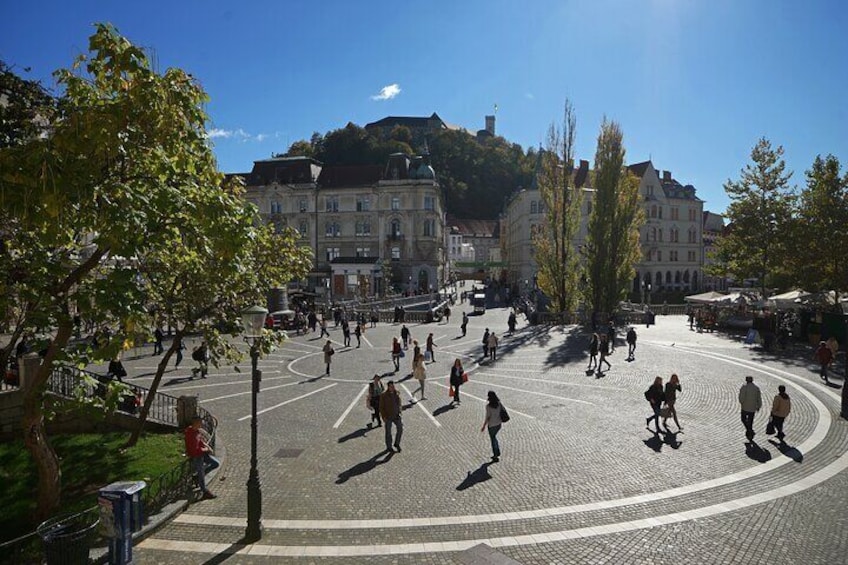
745;441;772;463
432;404;456;417
769;439;803;463
456;463;492;490
643;431;663;452
663;430;683;449
336;450;394;484
337;426;370;443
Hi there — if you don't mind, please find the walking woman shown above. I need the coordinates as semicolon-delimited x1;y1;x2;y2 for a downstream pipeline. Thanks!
450;358;465;404
662;373;683;431
481;391;504;462
391;337;402;372
770;385;791;442
587;333;599;370
597;334;612;373
644;376;665;433
410;340;420;375
367;374;384;427
322;340;335;375
413;349;427;400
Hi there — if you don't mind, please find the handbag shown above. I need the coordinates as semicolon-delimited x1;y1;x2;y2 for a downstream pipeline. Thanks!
424;350;432;362
659;406;671;418
499;405;510;422
448;386;455;397
766;418;776;435
399;349;405;358
461;372;468;383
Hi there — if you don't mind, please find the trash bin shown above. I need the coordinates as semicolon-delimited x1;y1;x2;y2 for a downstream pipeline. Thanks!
98;481;146;565
37;507;100;565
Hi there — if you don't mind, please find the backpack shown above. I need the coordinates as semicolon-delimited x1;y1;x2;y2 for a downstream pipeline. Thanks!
499;404;510;422
192;347;204;362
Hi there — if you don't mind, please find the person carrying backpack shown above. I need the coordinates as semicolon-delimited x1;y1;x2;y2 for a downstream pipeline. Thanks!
481;391;509;462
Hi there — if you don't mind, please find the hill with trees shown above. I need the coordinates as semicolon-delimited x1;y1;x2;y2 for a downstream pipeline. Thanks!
281;122;536;219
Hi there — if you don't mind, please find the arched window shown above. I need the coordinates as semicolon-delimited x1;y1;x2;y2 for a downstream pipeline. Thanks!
651;205;657;218
666;271;672;284
658;229;663;242
390;219;401;238
683;270;690;283
692;270;699;289
689;227;697;243
651;227;657;242
656;272;662;287
675;271;681;284
530;200;538;214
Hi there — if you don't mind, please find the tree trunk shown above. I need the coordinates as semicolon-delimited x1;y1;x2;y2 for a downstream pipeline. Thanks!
22;322;73;521
124;330;182;448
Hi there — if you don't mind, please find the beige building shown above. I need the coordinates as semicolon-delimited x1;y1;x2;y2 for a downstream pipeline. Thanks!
234;153;446;301
702;211;729;291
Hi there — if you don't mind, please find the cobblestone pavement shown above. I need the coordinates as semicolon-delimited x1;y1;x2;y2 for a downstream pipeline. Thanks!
117;308;848;564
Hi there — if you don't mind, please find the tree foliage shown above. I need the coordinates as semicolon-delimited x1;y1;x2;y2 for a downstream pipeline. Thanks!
585;119;644;315
533;101;583;313
709;138;794;295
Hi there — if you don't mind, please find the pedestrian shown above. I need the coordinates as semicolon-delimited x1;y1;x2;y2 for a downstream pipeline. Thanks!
588;333;599;370
184;415;219;500
450;358;465;404
487;331;499;361
482;328;490;359
606;322;615;353
191;340;209;379
107;356;127;382
597;334;612;373
342;320;351;347
738;375;762;440
174;337;185;367
814;340;834;384
644;376;665;433
413;349;427;400
401;325;411;349
391;337;402;372
461;312;468;337
308;311;317;333
354;323;362;348
379;381;403;452
662;373;682;431
153;327;164;356
319;317;330;338
444;305;451;324
626;327;637;359
481;391;506;462
768;384;791;442
410;340;420;375
322;340;335;375
426;333;436;362
507;311;517;335
370;310;378;328
367;374;384;427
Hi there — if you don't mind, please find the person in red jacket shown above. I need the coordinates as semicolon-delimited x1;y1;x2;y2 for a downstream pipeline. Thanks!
185;416;219;500
814;340;834;385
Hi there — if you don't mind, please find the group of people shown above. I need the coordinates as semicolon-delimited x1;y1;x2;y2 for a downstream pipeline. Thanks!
365;372;507;460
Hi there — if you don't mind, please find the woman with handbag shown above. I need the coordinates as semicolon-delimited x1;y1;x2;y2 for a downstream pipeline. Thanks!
391;337;402;372
661;373;683;431
481;391;505;462
413;350;427;400
450;358;465;404
769;385;791;442
644;376;665;433
322;340;335;375
367;374;384;427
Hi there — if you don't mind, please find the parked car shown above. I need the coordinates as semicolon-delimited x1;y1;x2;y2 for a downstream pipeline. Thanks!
267;310;298;331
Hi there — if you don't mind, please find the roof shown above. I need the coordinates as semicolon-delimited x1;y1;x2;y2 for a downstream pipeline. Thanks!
243;156;322;186
627;160;652;178
445;217;499;238
317;165;384;187
365;112;447;130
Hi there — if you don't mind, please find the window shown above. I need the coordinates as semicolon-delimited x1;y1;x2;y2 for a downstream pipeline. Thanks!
689;208;697;222
688;250;697;262
658;206;663;219
666;271;672;284
299;198;308;213
650;227;657;242
326;247;340;261
650;205;657;219
355;220;371;236
670;228;679;243
647;185;654;196
355;247;370;258
657;250;662;262
424;196;435;211
325;196;339;212
298;220;308;237
688;227;697;243
390;219;402;238
538;202;545;214
656;272;662;287
270;200;282;214
675;271;681;284
325;222;340;237
671;207;679;220
423;219;435;237
531;201;538;214
658;229;663;242
356;196;371;211
391;246;401;260
391;196;400;211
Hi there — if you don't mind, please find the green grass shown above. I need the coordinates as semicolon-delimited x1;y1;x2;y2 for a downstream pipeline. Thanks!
0;431;185;543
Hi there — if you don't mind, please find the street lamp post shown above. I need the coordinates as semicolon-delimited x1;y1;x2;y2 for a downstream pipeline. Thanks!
241;305;268;543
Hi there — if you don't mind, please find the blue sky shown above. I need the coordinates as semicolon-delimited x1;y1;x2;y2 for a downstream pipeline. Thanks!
2;0;846;213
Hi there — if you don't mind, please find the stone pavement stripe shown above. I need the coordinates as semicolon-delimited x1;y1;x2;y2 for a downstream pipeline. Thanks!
430;382;536;420
236;383;338;421
475;370;626;391
141;449;848;558
399;383;442;427
465;379;595;406
174;348;833;531
361;333;374;348
201;381;302;403
165;374;293;393
333;384;369;428
282;340;322;350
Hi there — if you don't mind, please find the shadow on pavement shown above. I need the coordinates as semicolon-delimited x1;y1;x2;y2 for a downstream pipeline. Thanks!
337;426;370;443
456;462;492;490
769;439;804;463
200;542;244;565
745;441;772;463
336;450;394;484
432;403;456;417
643;432;663;452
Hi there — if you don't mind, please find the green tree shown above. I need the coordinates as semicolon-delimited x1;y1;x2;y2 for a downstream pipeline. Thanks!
533;101;583;313
790;154;848;299
0;24;239;519
710;138;794;296
585;119;644;316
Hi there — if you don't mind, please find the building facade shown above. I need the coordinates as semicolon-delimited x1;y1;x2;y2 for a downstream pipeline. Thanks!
702;211;729;291
235;153;446;301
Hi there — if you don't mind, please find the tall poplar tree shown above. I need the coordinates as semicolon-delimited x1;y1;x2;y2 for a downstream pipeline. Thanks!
710;138;794;296
533;101;583;313
585;119;644;316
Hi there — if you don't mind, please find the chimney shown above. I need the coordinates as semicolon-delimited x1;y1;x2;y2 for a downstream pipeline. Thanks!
663;170;671;182
485;115;495;136
575;159;590;187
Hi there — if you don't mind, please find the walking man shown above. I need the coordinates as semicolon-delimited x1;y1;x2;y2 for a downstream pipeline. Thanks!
184;416;219;500
319;317;330;338
153;327;164;356
401;325;411;349
379;381;403;453
814;340;834;385
482;328;490;359
626;327;637;360
354;323;362;348
461;312;468;337
426;333;436;362
487;331;499;361
342;319;351;347
739;375;762;441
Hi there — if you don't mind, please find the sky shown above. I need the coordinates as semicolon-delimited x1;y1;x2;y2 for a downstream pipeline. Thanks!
2;0;846;213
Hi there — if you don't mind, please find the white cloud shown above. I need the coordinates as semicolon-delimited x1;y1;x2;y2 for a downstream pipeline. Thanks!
371;83;401;101
525;92;535;100
207;128;270;142
208;128;233;138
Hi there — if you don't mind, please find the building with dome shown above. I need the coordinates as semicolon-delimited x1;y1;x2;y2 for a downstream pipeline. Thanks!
231;153;446;301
